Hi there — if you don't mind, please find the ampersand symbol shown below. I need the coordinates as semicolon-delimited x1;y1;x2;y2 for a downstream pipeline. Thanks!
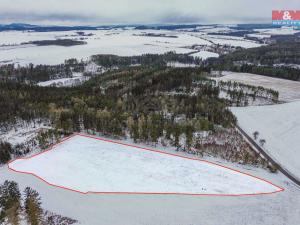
283;11;292;20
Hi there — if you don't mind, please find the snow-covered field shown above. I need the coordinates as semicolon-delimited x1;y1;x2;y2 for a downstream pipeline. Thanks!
0;29;262;65
1;150;298;225
8;134;281;195
190;33;262;48
191;51;219;59
231;101;300;180
254;27;300;36
214;72;300;102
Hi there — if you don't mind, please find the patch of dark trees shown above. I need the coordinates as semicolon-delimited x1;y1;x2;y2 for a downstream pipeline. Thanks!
0;59;85;83
91;52;202;68
26;39;87;47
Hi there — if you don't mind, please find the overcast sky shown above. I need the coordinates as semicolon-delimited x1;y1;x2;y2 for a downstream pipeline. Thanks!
0;0;299;25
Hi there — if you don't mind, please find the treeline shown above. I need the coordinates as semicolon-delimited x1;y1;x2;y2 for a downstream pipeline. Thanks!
0;181;77;225
217;40;300;65
218;80;279;106
215;64;300;81
27;39;87;47
237;64;300;81
209;38;300;81
0;64;73;83
0;67;236;150
91;52;202;68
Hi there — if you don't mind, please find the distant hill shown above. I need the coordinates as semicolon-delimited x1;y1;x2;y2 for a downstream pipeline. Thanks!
0;23;284;32
0;23;128;32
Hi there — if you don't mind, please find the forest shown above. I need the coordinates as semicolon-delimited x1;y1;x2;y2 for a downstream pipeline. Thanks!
0;47;286;172
0;66;237;161
218;36;300;65
0;60;281;170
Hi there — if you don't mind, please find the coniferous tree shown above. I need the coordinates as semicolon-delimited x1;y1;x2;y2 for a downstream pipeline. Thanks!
0;142;13;164
0;181;21;225
24;187;43;225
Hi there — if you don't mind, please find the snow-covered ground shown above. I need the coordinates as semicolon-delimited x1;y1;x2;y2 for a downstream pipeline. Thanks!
1;148;298;225
190;33;262;48
214;72;300;102
0;29;262;65
196;26;236;34
246;33;272;39
0;120;50;146
205;35;262;48
37;75;89;87
191;51;219;59
9;134;280;195
231;101;300;180
254;27;299;35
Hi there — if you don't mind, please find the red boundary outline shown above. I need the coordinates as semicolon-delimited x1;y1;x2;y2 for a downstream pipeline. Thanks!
7;133;284;197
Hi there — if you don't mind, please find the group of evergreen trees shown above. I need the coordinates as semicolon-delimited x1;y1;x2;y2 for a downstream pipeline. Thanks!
91;52;202;69
0;64;73;83
0;181;42;225
0;142;13;164
236;64;300;81
0;181;77;225
218;80;279;106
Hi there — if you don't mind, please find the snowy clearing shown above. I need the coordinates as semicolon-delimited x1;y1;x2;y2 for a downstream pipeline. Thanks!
231;101;300;180
214;72;300;102
37;75;89;87
0;120;50;146
8;134;281;195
